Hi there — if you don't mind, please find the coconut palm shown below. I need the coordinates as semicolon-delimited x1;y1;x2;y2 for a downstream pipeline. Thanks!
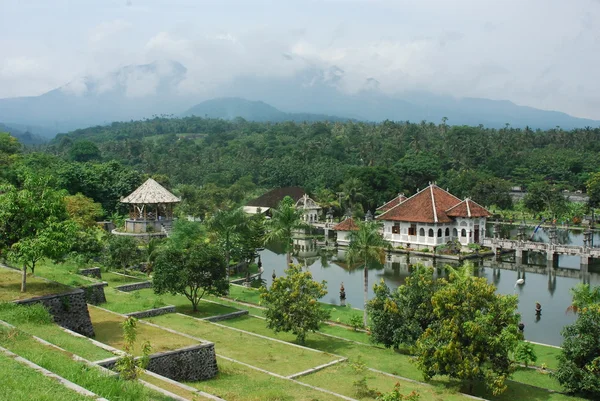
265;197;307;268
206;207;249;278
346;220;389;327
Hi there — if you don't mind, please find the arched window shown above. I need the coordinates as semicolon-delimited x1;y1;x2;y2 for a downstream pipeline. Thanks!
419;228;425;236
445;228;450;237
453;228;458;237
428;229;434;237
461;229;467;237
437;229;442;237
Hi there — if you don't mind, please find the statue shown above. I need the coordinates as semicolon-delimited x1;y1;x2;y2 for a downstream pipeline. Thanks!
272;270;276;281
340;282;346;307
535;302;542;316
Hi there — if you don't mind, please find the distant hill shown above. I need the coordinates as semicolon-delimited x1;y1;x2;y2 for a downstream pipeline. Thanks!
0;123;46;145
182;97;351;123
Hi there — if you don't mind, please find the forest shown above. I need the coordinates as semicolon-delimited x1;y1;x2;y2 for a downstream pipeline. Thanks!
3;115;600;220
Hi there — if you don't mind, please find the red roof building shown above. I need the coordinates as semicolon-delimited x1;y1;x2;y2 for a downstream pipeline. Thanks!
376;193;407;213
376;184;491;248
331;217;359;246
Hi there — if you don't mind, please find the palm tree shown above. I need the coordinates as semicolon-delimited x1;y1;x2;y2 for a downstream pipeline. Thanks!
346;220;389;327
265;197;307;268
340;178;365;212
206;207;249;279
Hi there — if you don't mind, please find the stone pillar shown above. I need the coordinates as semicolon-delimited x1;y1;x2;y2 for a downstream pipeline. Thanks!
493;220;500;239
547;251;559;268
515;248;527;265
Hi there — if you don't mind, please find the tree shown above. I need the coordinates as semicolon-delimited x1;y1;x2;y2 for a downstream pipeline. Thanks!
206;207;249;277
340;177;365;212
0;176;77;292
566;283;600;314
346;220;389;327
152;245;228;312
523;181;567;218
115;317;151;380
64;193;104;228
259;264;330;344
368;266;436;349
105;235;143;270
587;172;600;208
554;304;600;397
68;140;101;162
265;197;306;267
414;269;520;395
514;341;537;368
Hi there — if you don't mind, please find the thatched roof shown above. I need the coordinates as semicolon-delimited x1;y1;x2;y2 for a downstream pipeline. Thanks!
121;178;180;204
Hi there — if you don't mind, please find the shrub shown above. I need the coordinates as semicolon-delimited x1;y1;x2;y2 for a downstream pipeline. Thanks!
349;315;364;331
115;317;151;380
514;341;537;367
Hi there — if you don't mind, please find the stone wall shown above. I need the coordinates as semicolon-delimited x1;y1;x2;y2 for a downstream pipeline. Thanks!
82;282;107;305
114;281;152;292
78;267;102;279
125;306;175;319
98;343;218;381
204;310;248;322
14;289;95;337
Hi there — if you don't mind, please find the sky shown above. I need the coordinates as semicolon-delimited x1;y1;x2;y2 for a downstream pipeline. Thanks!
1;0;600;119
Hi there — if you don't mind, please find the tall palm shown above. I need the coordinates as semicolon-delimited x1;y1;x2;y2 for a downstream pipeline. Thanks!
340;177;365;212
206;207;249;279
346;220;389;327
265;198;306;268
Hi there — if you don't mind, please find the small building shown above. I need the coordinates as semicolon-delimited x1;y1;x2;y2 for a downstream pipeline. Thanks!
114;178;180;237
376;184;490;248
332;217;359;246
295;194;322;223
245;186;306;217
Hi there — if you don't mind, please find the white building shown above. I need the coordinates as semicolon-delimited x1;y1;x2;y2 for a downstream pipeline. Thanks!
376;184;490;249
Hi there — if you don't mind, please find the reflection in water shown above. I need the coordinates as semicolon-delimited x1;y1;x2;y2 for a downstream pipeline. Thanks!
257;230;600;346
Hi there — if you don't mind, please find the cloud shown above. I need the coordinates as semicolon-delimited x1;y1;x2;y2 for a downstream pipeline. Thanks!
1;0;599;119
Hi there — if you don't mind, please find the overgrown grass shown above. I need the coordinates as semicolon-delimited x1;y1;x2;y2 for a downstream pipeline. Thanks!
146;313;339;376
101;271;144;286
0;268;72;301
88;306;197;355
0;352;94;401
140;372;214;401
0;326;175;401
187;356;344;401
103;287;238;317
0;303;114;361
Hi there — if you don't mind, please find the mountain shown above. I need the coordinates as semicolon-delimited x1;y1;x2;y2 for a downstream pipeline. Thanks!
0;61;598;138
182;97;351;122
0;60;191;135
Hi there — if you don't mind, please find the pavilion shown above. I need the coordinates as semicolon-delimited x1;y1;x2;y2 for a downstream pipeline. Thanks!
114;178;180;237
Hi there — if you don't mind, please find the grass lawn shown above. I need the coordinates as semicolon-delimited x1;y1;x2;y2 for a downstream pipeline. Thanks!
0;352;94;401
103;287;239;317
0;326;175;401
187;356;344;401
88;306;198;355
0;268;72;302
101;271;144;286
146;313;339;377
33;259;98;288
140;372;214;401
218;315;587;401
0;303;114;362
529;343;562;370
299;361;470;401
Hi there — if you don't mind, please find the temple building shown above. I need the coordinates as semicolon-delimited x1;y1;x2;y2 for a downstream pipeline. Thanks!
376;184;491;248
114;178;180;238
295;194;322;223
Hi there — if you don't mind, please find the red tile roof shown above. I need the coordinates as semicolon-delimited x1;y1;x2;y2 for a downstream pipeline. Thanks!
376;194;407;213
332;217;359;231
376;185;462;223
446;199;491;218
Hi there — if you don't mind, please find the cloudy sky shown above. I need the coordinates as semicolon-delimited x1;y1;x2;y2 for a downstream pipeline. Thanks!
1;0;600;119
